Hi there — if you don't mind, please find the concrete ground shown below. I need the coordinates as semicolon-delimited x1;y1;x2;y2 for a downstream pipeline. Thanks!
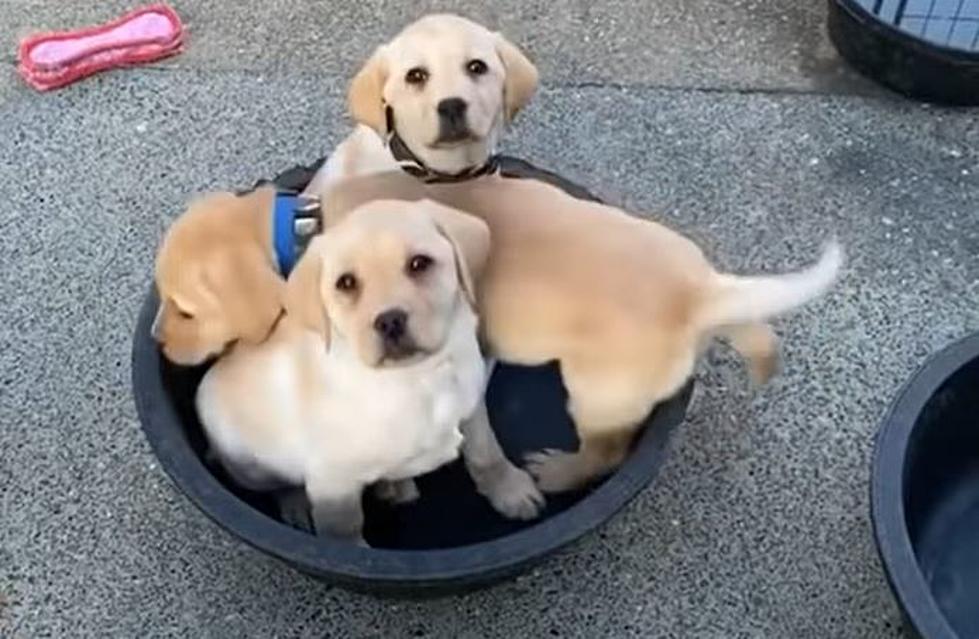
1;1;977;637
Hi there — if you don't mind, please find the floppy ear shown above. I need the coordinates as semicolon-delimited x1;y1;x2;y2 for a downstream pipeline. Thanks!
283;235;330;342
348;46;389;134
424;200;491;307
208;246;284;345
495;33;538;123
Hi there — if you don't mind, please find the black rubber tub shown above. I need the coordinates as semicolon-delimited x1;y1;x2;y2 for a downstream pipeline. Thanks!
828;0;979;105
132;156;693;596
873;332;979;638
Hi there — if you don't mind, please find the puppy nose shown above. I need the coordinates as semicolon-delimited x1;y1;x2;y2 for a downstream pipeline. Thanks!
374;309;408;342
437;97;467;122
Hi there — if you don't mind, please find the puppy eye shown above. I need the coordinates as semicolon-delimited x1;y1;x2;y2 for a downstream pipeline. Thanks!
335;273;358;292
405;67;429;85
407;254;434;275
177;309;194;320
466;59;488;76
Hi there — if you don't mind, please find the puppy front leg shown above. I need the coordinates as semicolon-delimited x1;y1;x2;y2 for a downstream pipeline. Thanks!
462;401;545;520
305;474;367;545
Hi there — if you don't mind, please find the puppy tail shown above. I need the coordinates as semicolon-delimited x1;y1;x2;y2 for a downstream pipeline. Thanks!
697;239;843;331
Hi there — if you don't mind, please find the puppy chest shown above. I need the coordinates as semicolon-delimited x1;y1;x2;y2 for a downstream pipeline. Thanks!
386;413;464;479
379;385;466;453
327;373;470;478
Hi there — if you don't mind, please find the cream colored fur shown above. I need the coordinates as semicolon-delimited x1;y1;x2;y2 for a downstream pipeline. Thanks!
194;200;543;542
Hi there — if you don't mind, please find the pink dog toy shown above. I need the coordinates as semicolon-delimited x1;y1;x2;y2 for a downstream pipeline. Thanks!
17;4;184;91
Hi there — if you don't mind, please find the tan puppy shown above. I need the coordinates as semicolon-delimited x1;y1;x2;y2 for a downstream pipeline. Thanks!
314;171;843;494
152;187;283;365
305;14;538;195
196;199;544;542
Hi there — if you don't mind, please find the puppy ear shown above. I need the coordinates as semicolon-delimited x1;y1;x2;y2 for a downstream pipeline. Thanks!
495;33;538;123
208;246;284;345
348;46;389;134
283;236;330;342
424;200;491;307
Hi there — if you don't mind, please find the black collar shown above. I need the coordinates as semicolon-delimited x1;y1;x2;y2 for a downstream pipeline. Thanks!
385;107;499;184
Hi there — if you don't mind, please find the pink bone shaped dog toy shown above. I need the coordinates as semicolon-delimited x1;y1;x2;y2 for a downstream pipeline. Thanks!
18;4;184;92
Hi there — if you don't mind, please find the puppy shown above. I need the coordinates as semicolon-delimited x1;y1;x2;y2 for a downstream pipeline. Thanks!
304;13;538;195
195;199;544;542
314;171;843;494
152;187;283;366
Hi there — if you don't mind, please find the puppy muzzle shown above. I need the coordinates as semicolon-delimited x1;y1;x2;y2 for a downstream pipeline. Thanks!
435;97;474;144
380;339;421;362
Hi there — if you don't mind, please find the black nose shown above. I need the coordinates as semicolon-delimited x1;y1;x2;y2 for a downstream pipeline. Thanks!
374;309;408;343
437;97;467;123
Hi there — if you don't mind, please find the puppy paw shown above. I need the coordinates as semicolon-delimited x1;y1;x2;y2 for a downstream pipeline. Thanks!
478;463;545;520
525;449;584;494
373;479;420;505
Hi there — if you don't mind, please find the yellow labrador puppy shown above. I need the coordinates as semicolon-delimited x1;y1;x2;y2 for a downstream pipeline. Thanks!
304;13;538;195
195;199;544;542
313;172;843;494
152;187;284;366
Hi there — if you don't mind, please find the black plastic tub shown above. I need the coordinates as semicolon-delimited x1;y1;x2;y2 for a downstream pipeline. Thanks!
828;0;979;105
132;157;693;596
873;332;979;638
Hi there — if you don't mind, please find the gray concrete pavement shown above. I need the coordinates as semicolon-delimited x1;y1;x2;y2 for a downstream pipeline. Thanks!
2;2;978;638
3;0;874;94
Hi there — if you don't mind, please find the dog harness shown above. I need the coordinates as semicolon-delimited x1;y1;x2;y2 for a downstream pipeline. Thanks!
272;192;322;277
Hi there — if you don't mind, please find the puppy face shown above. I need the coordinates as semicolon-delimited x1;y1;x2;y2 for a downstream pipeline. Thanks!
153;189;283;366
285;199;490;368
349;14;538;174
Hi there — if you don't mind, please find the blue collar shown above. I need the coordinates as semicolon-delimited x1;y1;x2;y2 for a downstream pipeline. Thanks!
273;192;322;276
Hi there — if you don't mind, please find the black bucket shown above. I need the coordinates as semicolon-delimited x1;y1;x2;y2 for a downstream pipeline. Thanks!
132;156;693;596
873;332;979;638
828;0;979;105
